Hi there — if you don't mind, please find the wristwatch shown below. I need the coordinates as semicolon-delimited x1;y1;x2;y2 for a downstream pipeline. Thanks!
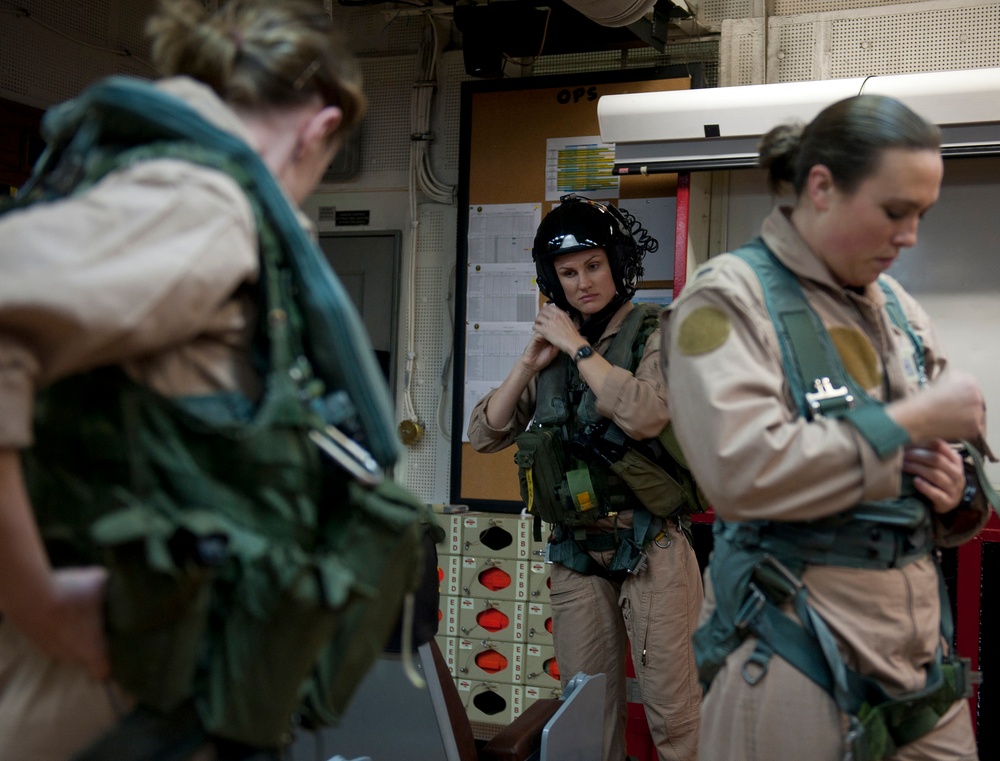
574;345;594;364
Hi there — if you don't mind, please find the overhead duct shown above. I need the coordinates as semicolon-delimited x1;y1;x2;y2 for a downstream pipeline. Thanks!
453;2;643;78
598;67;1000;174
562;0;658;26
561;0;696;53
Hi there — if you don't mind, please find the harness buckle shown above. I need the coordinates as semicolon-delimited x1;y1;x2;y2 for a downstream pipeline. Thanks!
954;656;983;699
309;425;382;486
734;582;767;632
740;647;770;686
628;549;649;576
805;377;855;419
842;715;864;761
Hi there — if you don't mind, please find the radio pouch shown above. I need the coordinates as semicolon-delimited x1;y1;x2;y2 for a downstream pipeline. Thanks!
514;427;569;525
609;448;689;518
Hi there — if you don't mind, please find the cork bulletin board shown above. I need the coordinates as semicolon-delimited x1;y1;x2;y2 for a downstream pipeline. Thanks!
451;65;700;511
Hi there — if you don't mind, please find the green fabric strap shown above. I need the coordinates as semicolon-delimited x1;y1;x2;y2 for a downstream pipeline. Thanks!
879;280;926;386
533;353;571;426
735;240;914;458
779;309;852;417
841;405;912;459
566;467;598;514
546;538;592;574
548;513;662;576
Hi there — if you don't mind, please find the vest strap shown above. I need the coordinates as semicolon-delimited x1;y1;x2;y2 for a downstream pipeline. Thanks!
566;467;599;515
534;353;571;426
548;512;664;576
841;406;912;459
780;309;855;418
734;240;918;457
743;514;932;570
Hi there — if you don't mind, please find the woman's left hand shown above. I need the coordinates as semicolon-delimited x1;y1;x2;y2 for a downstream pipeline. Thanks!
902;439;966;514
533;303;585;356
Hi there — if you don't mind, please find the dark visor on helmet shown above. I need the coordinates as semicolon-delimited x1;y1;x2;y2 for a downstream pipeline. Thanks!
541;207;615;257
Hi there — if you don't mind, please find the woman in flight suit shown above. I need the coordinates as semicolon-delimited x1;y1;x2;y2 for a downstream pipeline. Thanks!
663;94;994;761
0;1;364;758
469;196;703;761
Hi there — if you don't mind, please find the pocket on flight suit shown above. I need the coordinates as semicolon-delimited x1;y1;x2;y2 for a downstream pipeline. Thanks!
622;533;702;710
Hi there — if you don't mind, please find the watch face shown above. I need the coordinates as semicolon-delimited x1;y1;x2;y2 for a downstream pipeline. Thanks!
575;345;594;363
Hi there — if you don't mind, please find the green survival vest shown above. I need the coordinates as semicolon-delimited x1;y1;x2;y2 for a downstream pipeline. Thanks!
9;77;432;752
513;304;703;538
695;240;994;761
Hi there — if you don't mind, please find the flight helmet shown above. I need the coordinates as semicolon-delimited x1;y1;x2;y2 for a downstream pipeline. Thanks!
531;194;649;313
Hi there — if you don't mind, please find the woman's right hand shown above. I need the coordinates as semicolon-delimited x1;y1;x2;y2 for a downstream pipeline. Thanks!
902;439;966;514
889;371;985;443
519;331;560;375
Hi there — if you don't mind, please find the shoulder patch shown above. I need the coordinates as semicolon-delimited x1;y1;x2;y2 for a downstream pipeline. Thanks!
829;326;881;391
677;306;731;356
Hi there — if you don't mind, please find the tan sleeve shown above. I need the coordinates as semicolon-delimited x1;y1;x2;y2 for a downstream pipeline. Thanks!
0;158;258;447
663;256;902;523
466;380;537;453
593;327;670;441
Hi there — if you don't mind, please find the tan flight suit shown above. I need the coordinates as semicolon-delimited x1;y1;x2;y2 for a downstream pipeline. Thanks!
469;301;703;761
0;77;303;760
662;206;992;761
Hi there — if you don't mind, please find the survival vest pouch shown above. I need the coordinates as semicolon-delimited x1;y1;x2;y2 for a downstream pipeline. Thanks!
694;240;995;761
513;303;704;526
13;77;431;752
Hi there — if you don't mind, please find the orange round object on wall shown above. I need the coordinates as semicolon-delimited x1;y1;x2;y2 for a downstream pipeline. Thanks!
477;608;510;633
478;566;511;591
475;650;509;674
